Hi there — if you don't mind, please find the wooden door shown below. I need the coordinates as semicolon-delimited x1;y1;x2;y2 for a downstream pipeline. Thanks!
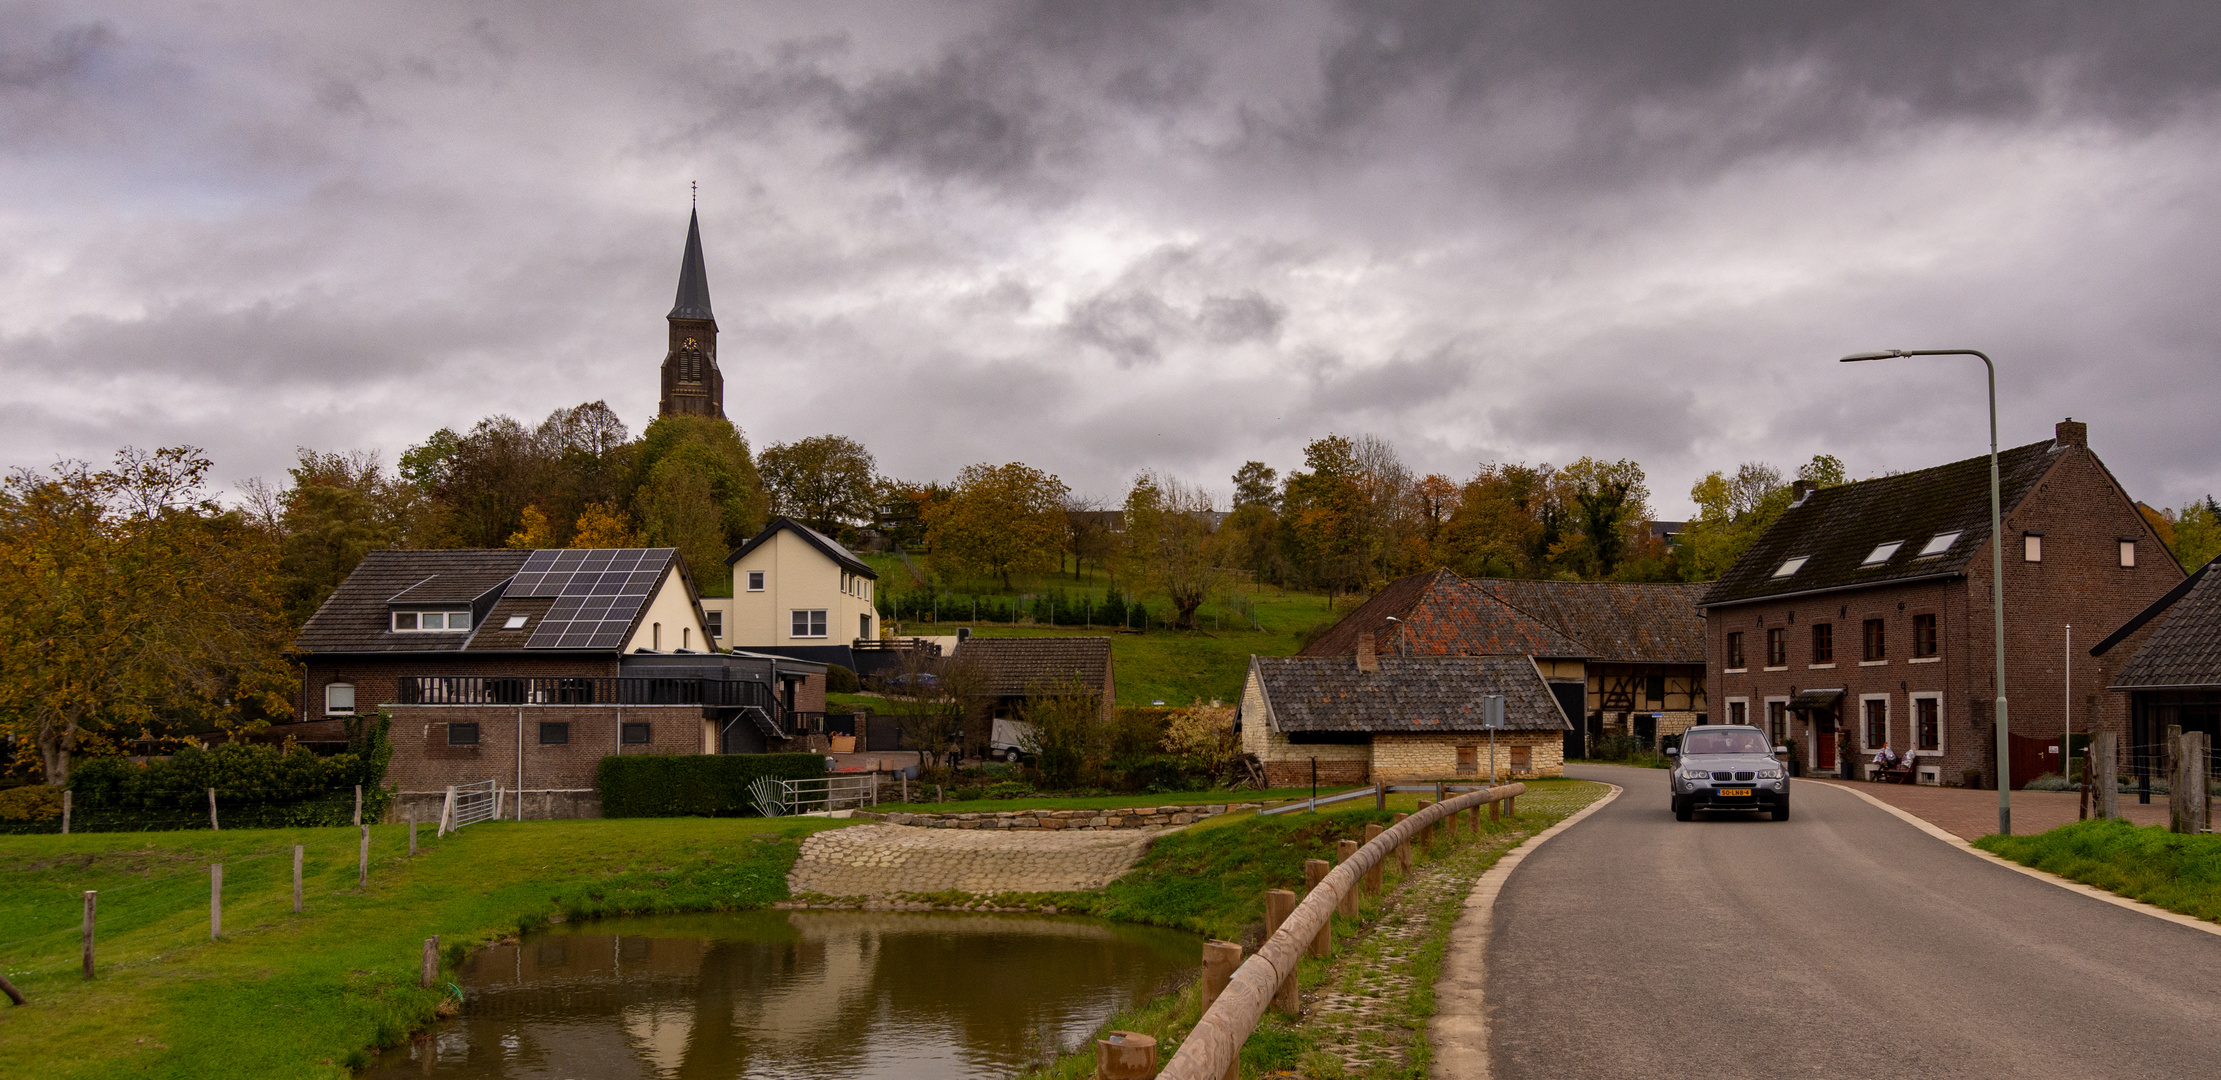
1816;715;1837;770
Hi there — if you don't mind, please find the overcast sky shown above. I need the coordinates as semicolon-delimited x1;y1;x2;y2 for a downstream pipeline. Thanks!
5;1;2219;517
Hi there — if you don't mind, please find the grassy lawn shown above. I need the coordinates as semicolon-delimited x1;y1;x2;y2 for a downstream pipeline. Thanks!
1975;818;2221;922
0;817;846;1078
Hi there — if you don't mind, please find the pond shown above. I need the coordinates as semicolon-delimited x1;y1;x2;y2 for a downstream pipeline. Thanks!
363;910;1200;1079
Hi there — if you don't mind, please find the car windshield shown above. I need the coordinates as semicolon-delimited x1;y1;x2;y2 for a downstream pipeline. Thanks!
1682;729;1772;755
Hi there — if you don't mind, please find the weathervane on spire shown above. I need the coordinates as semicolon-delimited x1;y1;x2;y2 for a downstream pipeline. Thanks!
691;180;697;208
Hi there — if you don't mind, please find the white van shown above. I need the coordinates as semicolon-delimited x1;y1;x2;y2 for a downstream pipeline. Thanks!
988;717;1036;763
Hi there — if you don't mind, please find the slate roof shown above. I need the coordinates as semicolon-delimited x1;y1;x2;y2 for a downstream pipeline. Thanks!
1301;569;1587;660
727;517;876;578
294;550;530;654
1250;654;1570;733
1700;439;2063;608
668;209;715;322
956;637;1114;697
1472;579;1709;665
2106;558;2221;689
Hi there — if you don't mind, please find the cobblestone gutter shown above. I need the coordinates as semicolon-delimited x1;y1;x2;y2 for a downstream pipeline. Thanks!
851;803;1265;830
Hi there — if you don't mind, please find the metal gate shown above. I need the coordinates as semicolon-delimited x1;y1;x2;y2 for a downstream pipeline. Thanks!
441;780;498;834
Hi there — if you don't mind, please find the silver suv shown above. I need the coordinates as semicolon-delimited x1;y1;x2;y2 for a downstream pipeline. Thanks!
1667;725;1790;821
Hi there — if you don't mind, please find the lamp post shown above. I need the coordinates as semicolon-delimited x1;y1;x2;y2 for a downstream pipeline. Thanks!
1841;348;2012;835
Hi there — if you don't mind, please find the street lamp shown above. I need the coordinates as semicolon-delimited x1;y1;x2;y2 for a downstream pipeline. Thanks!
1840;348;2013;835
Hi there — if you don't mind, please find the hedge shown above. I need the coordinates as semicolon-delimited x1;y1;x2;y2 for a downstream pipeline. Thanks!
5;719;397;834
598;754;827;818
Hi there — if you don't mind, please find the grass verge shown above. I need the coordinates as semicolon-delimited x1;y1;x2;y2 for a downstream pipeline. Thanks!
0;817;845;1078
869;787;1361;816
1974;817;2221;922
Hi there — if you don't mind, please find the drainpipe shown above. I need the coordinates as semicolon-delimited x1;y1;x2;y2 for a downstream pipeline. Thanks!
516;707;524;822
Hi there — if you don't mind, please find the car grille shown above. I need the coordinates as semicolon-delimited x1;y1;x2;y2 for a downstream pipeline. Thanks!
1709;771;1758;782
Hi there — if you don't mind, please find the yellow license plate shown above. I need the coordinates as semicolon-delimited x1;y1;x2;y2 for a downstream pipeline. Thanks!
1718;788;1753;797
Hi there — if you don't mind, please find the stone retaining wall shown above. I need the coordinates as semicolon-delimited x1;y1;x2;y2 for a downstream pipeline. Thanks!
852;803;1264;830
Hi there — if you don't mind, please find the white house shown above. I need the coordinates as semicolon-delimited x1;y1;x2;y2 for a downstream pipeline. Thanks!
700;518;879;653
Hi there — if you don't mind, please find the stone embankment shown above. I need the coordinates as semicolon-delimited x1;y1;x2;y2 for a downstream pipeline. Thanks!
788;823;1165;897
851;802;1263;831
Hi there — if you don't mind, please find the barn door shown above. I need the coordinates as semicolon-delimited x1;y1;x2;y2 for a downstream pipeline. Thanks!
1551;682;1587;760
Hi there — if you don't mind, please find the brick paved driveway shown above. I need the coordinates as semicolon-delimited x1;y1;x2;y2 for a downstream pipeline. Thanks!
1801;777;2167;839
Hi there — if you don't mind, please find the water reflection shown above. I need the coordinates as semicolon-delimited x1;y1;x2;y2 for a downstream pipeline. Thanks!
363;910;1199;1079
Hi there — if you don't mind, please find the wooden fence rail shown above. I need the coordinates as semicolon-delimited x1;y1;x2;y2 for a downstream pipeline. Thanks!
1157;781;1525;1080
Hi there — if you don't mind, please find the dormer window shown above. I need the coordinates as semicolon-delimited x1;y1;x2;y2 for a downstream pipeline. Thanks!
1861;542;1903;566
1772;556;1809;578
1916;531;1961;558
393;609;470;632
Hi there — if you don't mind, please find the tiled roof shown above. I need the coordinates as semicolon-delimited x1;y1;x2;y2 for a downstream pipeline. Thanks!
1300;569;1587;660
727;517;876;577
1472;579;1709;665
294;550;530;654
956;637;1114;697
2110;558;2221;689
1700;439;2063;607
1251;654;1569;733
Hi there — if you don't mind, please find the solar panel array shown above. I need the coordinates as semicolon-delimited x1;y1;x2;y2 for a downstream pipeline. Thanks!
511;548;677;650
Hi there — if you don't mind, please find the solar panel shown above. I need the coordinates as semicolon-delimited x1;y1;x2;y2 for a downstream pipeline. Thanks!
516;548;677;648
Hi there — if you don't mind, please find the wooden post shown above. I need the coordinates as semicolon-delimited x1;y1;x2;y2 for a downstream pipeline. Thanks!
61;789;70;835
1362;824;1384;895
1335;840;1362;918
359;825;370;888
1094;1031;1159;1079
1392;812;1411;875
1416;799;1434;848
1467;801;1479;835
207;788;219;831
354;784;363;827
2173;731;2209;835
210;863;222;940
82;891;96;978
1490;794;1501;823
1200;939;1242;1011
439;785;456;837
1505;792;1517;818
1303;859;1332;958
493;780;503;822
421;935;440;988
2097;732;2120;821
2079;747;2093;820
292;845;304;914
1263;889;1298;1013
409;818;418;856
1375;781;1386;810
0;972;23;1007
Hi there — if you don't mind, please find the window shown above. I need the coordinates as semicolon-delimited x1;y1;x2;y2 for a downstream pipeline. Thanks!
1864;698;1888;749
1913;613;1938;657
652;622;661;651
2023;533;2043;562
706;610;723;638
1915;697;1941;751
1456;745;1478;774
1510;745;1532;772
393;609;469;632
747;571;766;592
1811;623;1833;664
791;609;828;638
538;722;570;745
1861;541;1903;566
447;723;479;746
1766;700;1788;745
1917;531;1961;557
620;722;651;745
2120;540;2137;568
1645;675;1666;705
1725;631;1746;669
1766;627;1787;667
1727;700;1748;725
1862;619;1885;661
503;614;529;630
1772;556;1809;578
324;683;355;716
860;613;872;641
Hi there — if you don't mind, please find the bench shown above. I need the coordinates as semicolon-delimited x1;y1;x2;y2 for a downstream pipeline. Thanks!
1868;763;1917;784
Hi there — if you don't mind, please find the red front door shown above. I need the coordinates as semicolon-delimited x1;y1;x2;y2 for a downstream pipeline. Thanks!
1816;715;1837;770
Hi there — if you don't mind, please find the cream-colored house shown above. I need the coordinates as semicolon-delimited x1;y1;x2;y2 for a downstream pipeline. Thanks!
700;518;879;651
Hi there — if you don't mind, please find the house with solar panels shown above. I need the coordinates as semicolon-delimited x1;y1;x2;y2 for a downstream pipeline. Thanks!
290;547;828;820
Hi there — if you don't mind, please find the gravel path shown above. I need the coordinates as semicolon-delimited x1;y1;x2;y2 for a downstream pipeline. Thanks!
787;822;1167;897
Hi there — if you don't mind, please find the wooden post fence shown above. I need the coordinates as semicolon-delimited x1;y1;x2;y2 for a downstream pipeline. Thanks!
2172;730;2210;834
82;891;96;978
410;819;418;856
1335;841;1362;918
1392;812;1411;875
61;790;70;835
1362;824;1384;895
1200;940;1243;1080
359;826;370;888
210;863;222;940
293;845;304;914
354;784;363;827
208;788;219;831
2097;732;2120;821
0;972;23;1006
421;936;440;988
1303;859;1332;958
1262;890;1297;1012
1157;782;1525;1080
1416;799;1435;848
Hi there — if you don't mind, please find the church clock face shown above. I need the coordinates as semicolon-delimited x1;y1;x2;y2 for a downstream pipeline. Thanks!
681;337;699;351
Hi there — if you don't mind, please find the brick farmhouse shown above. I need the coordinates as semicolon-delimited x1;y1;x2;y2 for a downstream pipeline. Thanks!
2091;553;2221;784
1701;420;2183;788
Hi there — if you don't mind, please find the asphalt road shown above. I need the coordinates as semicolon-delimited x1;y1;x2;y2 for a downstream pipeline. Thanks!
1485;765;2221;1079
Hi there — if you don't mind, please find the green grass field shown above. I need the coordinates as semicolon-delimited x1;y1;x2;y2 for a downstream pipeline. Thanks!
1975;818;2221;922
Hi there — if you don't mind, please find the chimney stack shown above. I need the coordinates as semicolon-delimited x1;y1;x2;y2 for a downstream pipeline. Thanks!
1790;479;1818;504
1356;631;1379;673
2056;417;2087;448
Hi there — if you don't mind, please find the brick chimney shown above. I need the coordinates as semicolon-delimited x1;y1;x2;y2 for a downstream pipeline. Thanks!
1790;479;1818;505
2056;417;2087;448
1356;631;1379;673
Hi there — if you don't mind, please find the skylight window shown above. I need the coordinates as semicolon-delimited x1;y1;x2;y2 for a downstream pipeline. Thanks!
1772;556;1809;578
504;615;529;630
1862;541;1903;566
1917;531;1962;557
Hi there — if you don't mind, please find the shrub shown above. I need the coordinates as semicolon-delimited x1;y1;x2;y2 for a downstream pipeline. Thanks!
597;754;826;817
1018;676;1107;788
1162;701;1239;786
0;784;62;821
985;780;1034;799
44;725;395;832
825;664;861;694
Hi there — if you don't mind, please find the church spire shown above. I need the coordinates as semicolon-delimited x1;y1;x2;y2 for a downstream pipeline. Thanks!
668;208;714;322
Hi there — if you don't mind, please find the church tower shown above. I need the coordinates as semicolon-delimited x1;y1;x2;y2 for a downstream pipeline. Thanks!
658;209;724;419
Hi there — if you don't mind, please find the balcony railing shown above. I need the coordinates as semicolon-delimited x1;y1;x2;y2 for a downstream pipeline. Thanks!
397;675;777;710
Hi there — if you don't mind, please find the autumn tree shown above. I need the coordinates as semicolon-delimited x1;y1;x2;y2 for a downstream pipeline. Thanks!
259;449;413;626
924;462;1070;589
0;448;295;785
1680;455;1847;581
1558;457;1652;578
759;435;878;537
631;415;768;595
1221;461;1284;584
1120;471;1223;629
1162;700;1240;786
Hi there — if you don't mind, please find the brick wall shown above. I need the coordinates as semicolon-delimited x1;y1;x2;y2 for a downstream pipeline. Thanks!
1372;732;1564;781
301;655;619;724
382;703;710;813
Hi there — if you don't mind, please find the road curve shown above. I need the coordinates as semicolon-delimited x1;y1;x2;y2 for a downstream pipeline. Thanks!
1482;765;2221;1080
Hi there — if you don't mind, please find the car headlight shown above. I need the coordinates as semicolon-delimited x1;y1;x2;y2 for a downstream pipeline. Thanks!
1756;768;1783;780
1680;769;1712;782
